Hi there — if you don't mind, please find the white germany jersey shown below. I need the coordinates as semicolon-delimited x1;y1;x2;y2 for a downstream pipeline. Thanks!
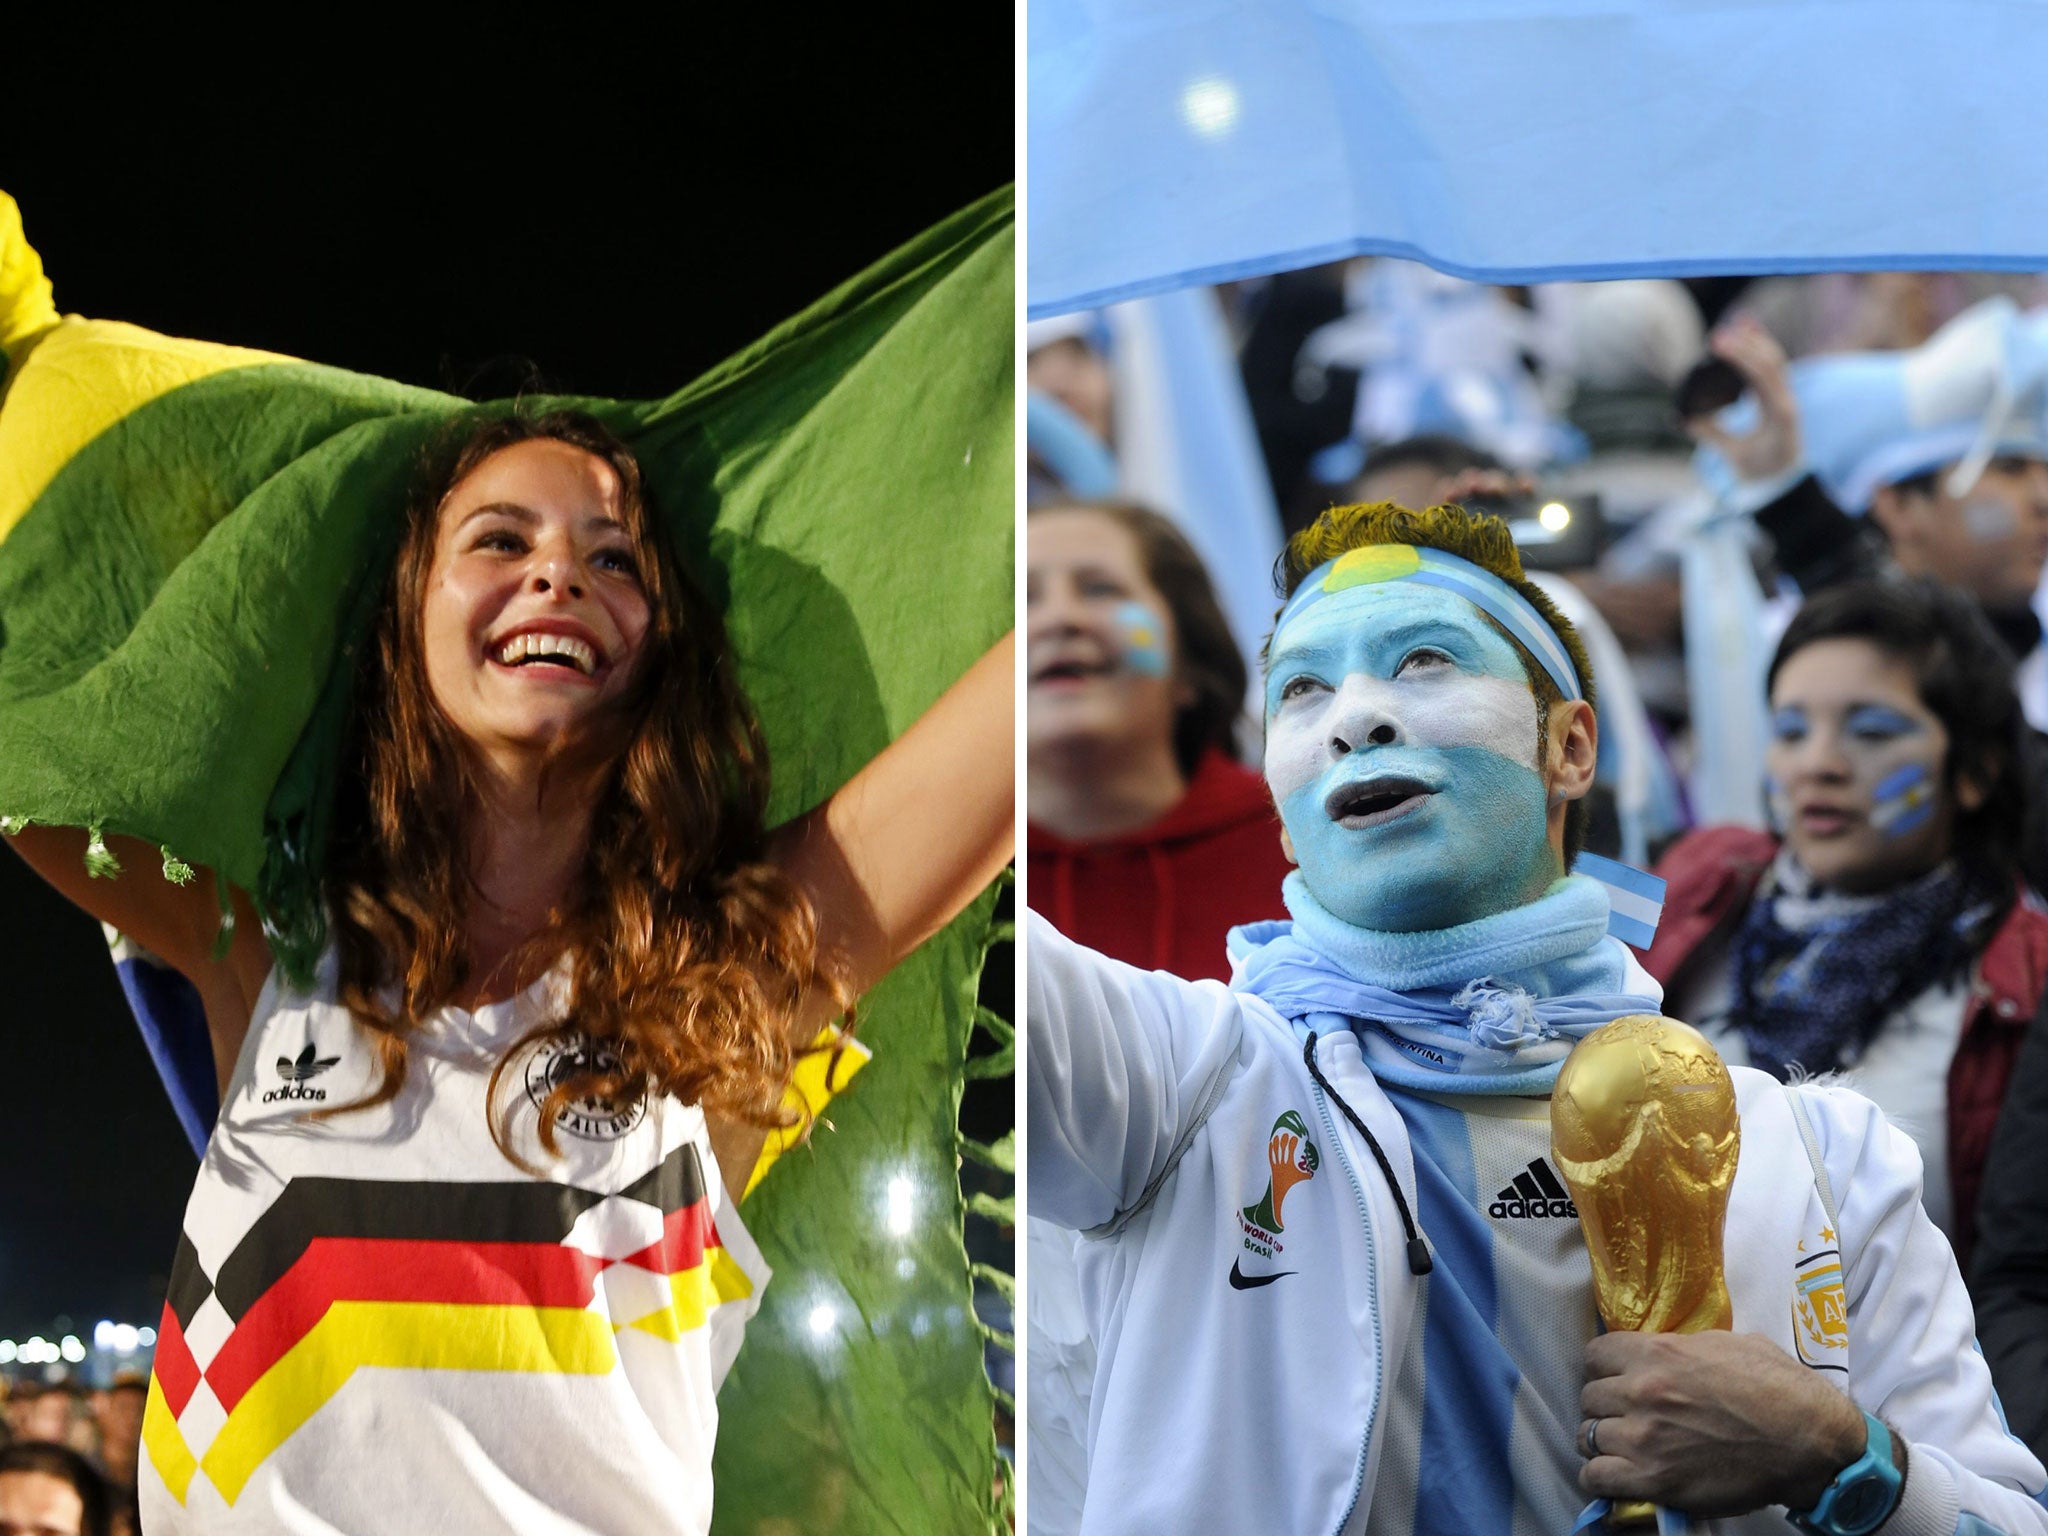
138;953;768;1536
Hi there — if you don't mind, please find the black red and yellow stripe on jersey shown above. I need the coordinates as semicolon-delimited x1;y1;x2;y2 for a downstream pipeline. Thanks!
143;1146;749;1505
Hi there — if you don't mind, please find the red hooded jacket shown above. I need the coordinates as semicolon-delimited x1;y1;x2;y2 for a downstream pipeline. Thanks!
1645;824;2048;1269
1027;749;1293;982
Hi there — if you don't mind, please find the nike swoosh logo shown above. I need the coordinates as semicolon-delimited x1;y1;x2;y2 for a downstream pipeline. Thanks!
1227;1258;1294;1290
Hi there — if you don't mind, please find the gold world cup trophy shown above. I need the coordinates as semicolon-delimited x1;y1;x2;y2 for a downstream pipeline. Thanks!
1551;1015;1742;1528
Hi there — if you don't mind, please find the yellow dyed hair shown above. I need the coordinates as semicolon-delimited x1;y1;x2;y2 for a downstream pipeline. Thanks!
1273;500;1599;857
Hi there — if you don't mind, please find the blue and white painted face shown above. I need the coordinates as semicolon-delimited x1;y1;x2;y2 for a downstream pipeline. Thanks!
1265;574;1559;932
1765;636;1958;893
1026;508;1185;767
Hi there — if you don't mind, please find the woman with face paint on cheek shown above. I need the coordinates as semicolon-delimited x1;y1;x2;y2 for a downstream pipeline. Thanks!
1024;499;1298;1536
1025;500;1294;980
1647;579;2046;1265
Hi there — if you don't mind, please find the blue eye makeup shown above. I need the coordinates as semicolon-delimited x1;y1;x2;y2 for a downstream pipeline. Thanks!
1394;646;1455;676
1263;637;1339;714
1769;707;1807;741
1844;705;1921;741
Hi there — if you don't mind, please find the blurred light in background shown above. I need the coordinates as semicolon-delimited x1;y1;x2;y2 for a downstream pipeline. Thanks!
1180;76;1240;140
1539;501;1572;532
93;1320;144;1354
885;1174;916;1237
3;1318;159;1384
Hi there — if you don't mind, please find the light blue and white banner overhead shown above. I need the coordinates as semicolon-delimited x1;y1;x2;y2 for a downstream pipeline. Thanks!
1028;0;2048;318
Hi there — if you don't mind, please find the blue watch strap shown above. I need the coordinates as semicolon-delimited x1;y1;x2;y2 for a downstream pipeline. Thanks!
1792;1409;1904;1536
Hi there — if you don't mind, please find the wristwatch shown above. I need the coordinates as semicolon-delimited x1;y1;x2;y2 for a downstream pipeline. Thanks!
1789;1408;1905;1536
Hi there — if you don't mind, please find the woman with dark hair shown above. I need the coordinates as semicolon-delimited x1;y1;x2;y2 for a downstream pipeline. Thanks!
1646;578;2048;1268
1025;498;1289;981
11;411;1013;1534
1025;498;1287;1536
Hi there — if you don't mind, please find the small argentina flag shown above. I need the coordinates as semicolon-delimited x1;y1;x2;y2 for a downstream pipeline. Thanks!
1114;600;1169;677
1574;852;1666;950
1868;764;1937;836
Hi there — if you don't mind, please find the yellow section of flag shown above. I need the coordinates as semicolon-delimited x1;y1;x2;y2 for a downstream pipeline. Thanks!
0;191;288;545
744;1025;874;1197
0;192;56;358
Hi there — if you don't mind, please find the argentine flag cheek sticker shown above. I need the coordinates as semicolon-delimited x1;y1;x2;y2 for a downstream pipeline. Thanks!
1869;763;1938;836
1114;600;1169;676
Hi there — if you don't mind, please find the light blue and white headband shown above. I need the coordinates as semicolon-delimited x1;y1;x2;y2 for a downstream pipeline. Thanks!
1273;543;1584;703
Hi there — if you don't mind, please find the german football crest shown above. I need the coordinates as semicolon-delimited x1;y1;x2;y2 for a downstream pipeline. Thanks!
523;1033;647;1141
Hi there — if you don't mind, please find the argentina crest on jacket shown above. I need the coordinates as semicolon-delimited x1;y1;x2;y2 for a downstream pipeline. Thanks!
1792;1218;1851;1370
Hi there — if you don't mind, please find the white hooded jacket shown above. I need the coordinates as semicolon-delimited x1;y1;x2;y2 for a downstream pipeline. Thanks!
1028;913;2048;1536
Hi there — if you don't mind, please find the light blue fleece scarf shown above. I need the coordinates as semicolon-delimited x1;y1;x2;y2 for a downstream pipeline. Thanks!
1227;872;1664;1095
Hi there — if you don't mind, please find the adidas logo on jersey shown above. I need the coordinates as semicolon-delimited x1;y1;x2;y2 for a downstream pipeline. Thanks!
1488;1157;1578;1220
262;1042;340;1103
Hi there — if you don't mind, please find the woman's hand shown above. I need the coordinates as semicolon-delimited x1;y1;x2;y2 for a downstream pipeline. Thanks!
1578;1329;1870;1517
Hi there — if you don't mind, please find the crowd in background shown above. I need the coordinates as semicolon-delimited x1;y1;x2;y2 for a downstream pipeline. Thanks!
0;1374;142;1535
1025;262;2048;1529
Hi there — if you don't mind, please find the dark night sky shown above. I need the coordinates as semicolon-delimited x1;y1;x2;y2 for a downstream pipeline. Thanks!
0;16;1013;1340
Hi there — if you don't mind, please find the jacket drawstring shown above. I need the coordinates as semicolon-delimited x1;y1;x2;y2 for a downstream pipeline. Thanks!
1304;1031;1433;1277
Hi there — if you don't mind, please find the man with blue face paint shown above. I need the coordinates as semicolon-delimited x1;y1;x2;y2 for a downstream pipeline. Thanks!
1262;538;1585;938
1028;502;2048;1536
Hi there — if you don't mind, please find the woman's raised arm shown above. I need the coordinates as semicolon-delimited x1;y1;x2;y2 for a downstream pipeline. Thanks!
6;826;273;1092
769;630;1016;1008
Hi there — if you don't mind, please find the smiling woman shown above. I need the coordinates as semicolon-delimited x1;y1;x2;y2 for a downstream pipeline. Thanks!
1024;498;1291;980
0;176;1014;1536
7;402;1014;1535
327;411;843;1169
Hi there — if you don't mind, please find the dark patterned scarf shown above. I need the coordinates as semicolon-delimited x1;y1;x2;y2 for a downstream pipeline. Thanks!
1729;850;1994;1080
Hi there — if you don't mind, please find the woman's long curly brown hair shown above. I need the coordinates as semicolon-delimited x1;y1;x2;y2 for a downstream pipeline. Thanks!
324;408;845;1162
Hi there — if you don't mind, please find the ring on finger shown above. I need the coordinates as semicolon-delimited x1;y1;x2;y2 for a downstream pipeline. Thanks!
1582;1416;1604;1459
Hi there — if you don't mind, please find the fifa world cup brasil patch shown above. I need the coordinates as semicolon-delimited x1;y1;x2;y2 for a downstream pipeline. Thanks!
1230;1111;1321;1289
